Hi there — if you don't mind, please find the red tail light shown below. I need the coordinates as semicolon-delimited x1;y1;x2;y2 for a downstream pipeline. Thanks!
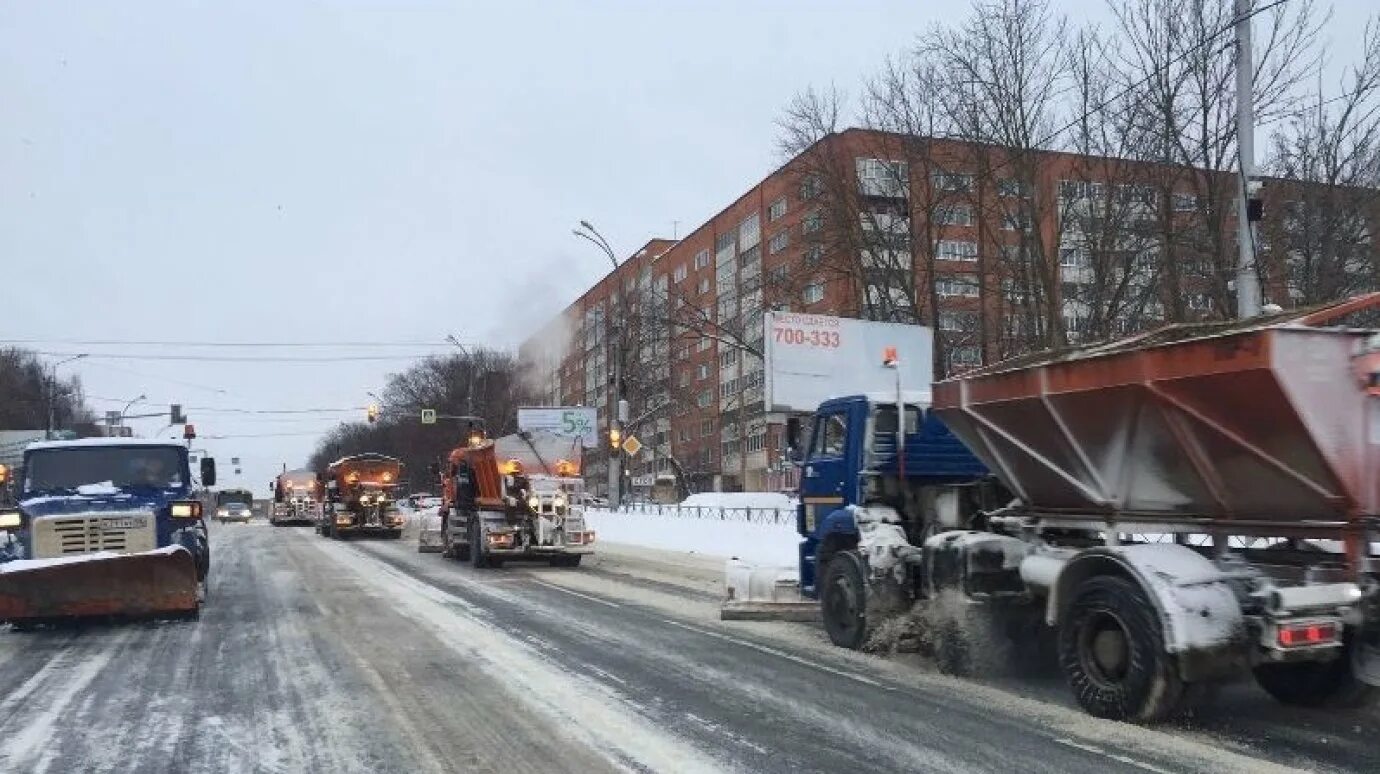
1277;621;1339;648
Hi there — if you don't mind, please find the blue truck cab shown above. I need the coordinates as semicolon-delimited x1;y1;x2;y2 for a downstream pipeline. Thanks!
789;393;993;599
1;439;215;581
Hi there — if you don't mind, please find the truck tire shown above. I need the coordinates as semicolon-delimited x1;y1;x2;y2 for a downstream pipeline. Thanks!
469;519;489;569
821;550;870;651
1254;643;1377;709
1059;575;1185;722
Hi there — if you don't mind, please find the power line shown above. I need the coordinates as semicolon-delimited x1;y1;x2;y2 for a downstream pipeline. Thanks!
78;359;232;396
0;338;463;348
31;351;445;363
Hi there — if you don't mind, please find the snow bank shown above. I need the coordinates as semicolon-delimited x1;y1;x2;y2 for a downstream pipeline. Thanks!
678;492;797;510
76;482;120;496
583;508;799;565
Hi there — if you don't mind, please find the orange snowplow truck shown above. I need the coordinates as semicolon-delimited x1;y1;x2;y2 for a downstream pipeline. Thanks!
272;469;322;526
435;431;593;568
320;453;405;539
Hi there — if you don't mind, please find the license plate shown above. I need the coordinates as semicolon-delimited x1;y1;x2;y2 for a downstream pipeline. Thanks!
101;517;145;530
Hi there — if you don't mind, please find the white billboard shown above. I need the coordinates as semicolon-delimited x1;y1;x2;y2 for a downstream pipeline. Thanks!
517;406;598;446
763;312;934;412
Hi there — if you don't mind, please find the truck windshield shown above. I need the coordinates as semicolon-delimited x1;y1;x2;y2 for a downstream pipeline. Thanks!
24;446;185;493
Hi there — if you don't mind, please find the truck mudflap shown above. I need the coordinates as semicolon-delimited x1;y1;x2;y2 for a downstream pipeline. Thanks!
0;546;199;624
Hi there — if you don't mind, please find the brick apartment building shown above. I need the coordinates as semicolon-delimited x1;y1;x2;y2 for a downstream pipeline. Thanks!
520;128;1378;497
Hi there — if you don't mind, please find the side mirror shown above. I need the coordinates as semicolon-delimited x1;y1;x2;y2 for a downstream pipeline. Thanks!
427;462;441;476
785;417;802;455
201;458;217;488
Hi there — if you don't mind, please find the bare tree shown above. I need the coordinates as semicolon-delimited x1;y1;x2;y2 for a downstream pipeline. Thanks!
0;348;93;433
1109;0;1325;317
1263;16;1380;304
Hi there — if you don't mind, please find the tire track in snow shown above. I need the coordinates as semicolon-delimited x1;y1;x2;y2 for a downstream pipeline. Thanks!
309;535;732;774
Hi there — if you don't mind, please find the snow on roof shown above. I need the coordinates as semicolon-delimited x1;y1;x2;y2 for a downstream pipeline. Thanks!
24;438;187;452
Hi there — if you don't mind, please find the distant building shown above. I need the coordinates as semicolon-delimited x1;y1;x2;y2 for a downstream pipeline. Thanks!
521;128;1378;495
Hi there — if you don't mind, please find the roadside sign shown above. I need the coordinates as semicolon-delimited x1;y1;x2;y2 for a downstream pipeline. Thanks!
231;457;240;465
631;474;654;487
621;435;643;456
420;409;437;425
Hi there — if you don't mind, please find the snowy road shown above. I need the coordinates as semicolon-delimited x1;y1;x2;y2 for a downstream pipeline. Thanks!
0;523;1372;773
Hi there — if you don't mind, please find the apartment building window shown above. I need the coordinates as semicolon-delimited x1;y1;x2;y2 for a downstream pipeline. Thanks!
767;265;789;286
939;311;979;332
1173;193;1198;212
932;172;974;192
768;197;788;222
678;428;690;443
933;205;974;227
739;212;761;250
936;275;979;297
722;439;742;458
802;282;826;304
715;230;735;255
998;178;1028;198
740;244;761;269
694;249;711;270
745;432;766;454
1002;210;1031;231
697;389;713;408
672;264;687;283
698;337;712;353
800;173;823;200
936;240;979;262
768;230;789;254
701;418;714;437
804;244;824;268
697;277;710;295
1186;292;1213;311
950;346;982;366
856;158;908;198
720;349;738;367
678;370;689;387
697;363;710;380
1059;247;1090;269
802;211;824;235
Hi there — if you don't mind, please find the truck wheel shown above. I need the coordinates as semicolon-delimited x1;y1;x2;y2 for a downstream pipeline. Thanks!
469;519;489;569
821;550;870;650
1059;575;1185;722
1254;645;1377;709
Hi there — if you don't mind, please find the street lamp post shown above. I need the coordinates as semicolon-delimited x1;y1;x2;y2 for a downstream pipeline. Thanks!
574;220;625;509
45;354;88;440
119;394;148;428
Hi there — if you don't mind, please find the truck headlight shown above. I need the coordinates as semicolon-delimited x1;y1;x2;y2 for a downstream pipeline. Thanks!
0;511;21;530
172;501;203;519
527;496;540;510
553;495;566;508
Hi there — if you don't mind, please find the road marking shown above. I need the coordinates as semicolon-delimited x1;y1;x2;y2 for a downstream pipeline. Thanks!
660;619;886;689
1054;737;1174;774
528;578;622;608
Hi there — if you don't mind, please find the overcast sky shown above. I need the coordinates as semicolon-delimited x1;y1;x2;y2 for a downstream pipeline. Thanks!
2;1;1372;493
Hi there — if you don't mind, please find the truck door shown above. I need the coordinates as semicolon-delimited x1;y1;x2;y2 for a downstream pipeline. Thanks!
799;405;854;536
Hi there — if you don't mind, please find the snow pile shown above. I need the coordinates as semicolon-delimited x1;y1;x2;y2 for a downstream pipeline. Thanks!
678;492;797;510
0;545;187;573
583;508;799;565
76;482;121;496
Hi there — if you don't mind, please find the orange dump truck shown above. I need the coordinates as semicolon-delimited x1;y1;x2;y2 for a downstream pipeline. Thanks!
433;430;593;568
320;453;405;539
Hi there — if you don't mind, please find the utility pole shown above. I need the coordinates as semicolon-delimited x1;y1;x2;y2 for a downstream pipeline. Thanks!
1234;0;1261;318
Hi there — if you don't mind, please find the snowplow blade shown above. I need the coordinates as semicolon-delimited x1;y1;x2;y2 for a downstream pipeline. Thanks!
0;547;199;624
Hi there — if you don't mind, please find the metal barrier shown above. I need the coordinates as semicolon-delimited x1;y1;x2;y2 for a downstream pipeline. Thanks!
597;502;796;526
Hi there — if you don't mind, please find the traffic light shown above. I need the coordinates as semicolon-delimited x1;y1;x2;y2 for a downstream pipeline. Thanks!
0;464;8;485
609;427;622;449
184;424;196;440
170;404;185;425
367;404;379;423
